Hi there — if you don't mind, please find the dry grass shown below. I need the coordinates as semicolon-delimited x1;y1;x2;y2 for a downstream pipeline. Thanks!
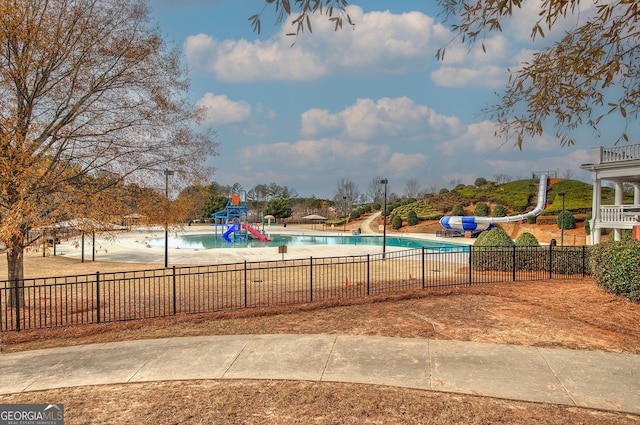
1;252;640;424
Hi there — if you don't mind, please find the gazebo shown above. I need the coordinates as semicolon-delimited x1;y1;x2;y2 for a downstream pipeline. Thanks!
302;214;327;229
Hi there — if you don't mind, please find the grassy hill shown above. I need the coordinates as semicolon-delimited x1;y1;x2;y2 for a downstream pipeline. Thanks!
420;178;627;217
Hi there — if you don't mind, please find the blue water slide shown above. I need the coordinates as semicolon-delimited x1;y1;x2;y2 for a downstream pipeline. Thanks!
222;222;240;242
439;175;548;233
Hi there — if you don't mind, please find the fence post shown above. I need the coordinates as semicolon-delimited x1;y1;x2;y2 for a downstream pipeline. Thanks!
96;272;100;324
549;243;553;279
244;261;247;309
310;257;313;303
15;283;21;332
421;247;425;289
512;246;516;282
468;246;473;285
366;254;370;296
172;266;177;316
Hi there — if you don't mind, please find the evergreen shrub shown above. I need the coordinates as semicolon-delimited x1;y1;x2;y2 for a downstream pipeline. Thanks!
590;241;640;302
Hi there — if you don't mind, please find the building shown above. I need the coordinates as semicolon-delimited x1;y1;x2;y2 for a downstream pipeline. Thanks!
580;144;640;244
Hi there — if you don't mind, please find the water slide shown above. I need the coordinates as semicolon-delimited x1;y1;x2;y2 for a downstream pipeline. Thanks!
242;223;271;242
439;175;548;232
222;222;240;242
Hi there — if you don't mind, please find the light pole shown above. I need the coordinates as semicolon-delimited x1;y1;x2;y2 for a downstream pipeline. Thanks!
164;169;174;268
379;178;388;259
343;196;347;232
559;192;565;247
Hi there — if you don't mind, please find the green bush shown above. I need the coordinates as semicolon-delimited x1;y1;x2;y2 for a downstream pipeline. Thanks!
474;202;489;217
474;177;487;187
515;232;541;270
491;205;506;217
407;210;418;226
392;215;403;230
451;204;465;216
439;188;449;194
589;241;640;302
526;215;537;224
556;211;576;230
349;210;361;220
584;213;591;235
515;232;539;246
472;227;514;271
372;202;381;211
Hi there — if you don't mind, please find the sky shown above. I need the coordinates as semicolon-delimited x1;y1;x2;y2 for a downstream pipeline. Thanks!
147;0;626;199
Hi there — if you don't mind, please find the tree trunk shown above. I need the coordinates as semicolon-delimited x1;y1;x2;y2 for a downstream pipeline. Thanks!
7;247;25;308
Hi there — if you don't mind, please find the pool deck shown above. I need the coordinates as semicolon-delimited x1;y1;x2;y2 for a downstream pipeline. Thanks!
53;223;474;265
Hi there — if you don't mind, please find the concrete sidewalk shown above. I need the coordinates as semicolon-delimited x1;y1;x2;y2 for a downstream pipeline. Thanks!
1;335;638;414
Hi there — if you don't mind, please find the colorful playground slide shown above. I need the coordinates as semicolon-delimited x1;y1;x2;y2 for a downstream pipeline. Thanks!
439;174;548;233
222;222;239;243
242;223;271;242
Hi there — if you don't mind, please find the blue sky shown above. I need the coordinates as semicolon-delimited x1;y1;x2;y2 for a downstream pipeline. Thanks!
148;0;622;199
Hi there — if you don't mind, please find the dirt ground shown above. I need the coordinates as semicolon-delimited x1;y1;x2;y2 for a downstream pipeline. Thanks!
2;246;640;424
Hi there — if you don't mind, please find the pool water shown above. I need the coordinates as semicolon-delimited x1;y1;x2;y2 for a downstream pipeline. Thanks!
148;233;468;252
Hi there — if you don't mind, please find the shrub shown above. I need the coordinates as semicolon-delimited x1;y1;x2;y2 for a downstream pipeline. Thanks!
439;188;449;194
349;210;361;220
590;241;640;302
392;215;403;230
584;213;591;235
515;232;541;270
407;210;418;226
526;215;537;224
451;204;465;216
474;202;489;217
472;227;514;271
372;202;381;211
515;232;539;246
491;205;506;217
557;211;576;230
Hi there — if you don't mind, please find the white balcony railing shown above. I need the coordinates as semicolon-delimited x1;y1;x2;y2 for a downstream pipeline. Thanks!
598;206;640;226
592;144;640;164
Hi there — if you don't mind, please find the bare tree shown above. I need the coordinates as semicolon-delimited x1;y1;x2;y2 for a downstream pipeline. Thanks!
367;176;386;204
334;177;360;215
492;174;513;185
405;178;422;198
562;169;574;180
0;0;216;301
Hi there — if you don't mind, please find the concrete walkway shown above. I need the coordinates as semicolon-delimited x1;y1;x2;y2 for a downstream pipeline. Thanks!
1;335;638;414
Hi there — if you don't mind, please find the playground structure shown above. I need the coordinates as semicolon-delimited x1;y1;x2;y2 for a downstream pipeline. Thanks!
211;192;271;243
439;174;549;233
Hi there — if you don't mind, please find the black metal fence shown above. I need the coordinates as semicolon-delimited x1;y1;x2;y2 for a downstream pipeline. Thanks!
0;246;589;332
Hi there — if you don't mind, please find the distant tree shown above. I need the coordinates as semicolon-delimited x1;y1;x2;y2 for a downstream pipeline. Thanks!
367;176;386;204
264;198;292;220
493;174;512;185
561;169;574;180
405;179;422;198
474;177;487;187
334;177;360;215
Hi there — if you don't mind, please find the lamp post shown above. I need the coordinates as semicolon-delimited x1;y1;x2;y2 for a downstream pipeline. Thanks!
559;192;565;247
164;169;174;268
343;196;347;232
379;178;388;259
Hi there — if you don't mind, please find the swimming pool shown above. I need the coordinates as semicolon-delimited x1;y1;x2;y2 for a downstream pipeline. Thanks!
148;233;468;252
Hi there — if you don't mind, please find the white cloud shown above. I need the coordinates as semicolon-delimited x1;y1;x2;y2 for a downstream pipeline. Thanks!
184;6;448;83
302;96;464;141
196;92;251;125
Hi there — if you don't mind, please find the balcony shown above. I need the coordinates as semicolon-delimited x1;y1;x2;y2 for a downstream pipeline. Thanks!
596;206;640;229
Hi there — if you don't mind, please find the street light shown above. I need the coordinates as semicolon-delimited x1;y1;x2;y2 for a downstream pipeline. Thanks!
343;196;347;232
559;192;565;247
164;169;174;268
379;178;388;259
